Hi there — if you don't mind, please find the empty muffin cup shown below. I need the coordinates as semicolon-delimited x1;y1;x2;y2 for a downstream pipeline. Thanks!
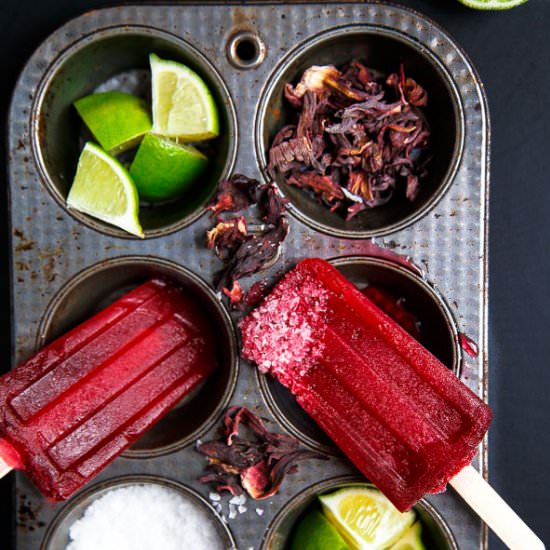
260;477;458;550
41;475;237;550
258;255;460;454
36;256;238;457
32;25;237;238
255;25;464;238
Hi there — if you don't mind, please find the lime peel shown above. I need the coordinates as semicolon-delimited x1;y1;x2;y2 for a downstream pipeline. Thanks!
319;487;415;550
457;0;528;10
150;53;219;140
74;91;152;154
67;142;144;237
130;133;208;202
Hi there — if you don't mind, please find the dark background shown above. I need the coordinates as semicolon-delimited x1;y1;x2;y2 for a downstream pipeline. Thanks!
1;1;548;548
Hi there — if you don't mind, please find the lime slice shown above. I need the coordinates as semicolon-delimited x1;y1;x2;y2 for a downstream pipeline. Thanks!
67;142;144;237
74;91;152;154
390;521;426;550
130;133;208;202
319;487;415;550
290;509;351;550
457;0;528;9
150;53;219;141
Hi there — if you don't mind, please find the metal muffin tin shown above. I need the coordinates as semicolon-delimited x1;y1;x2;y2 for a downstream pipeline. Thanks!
8;3;489;549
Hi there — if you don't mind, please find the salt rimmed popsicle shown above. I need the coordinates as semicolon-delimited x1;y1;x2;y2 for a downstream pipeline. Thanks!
0;278;217;500
241;258;544;550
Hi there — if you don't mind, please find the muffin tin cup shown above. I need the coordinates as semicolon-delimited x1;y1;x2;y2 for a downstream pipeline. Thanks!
31;25;238;239
36;256;239;458
255;24;465;239
9;3;489;550
260;476;459;550
41;475;237;550
258;255;461;455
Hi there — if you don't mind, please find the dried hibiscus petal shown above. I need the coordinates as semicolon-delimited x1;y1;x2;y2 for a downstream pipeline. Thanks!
268;60;431;219
206;175;289;308
197;407;327;499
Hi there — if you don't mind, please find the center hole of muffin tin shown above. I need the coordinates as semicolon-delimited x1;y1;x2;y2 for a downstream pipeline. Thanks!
258;256;461;454
36;256;238;458
31;25;237;239
226;31;266;69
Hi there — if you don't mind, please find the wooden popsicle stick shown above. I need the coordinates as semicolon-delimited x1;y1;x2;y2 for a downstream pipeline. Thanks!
0;455;13;479
450;465;545;550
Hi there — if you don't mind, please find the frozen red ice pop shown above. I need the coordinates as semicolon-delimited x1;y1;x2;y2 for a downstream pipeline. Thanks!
0;278;217;500
241;258;544;550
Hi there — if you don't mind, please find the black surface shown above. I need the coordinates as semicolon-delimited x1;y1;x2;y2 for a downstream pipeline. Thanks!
1;1;549;549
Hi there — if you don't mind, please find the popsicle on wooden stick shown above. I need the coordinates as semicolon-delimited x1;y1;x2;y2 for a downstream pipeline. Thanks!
0;278;217;500
240;258;544;550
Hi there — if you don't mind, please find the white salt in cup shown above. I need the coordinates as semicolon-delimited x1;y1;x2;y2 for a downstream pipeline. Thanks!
41;475;236;550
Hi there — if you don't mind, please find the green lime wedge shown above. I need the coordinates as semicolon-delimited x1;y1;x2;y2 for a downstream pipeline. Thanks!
319;487;415;550
67;142;144;237
290;509;351;550
390;521;426;550
150;53;219;141
130;133;208;202
74;91;152;154
457;0;528;9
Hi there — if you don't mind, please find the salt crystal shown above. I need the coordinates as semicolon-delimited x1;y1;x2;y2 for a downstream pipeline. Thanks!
238;505;247;514
66;484;224;550
209;492;221;502
255;508;264;516
229;494;246;506
228;504;237;520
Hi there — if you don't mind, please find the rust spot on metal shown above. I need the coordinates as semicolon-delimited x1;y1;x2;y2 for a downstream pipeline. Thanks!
267;106;282;122
42;256;56;282
17;495;44;533
13;228;35;252
231;6;255;28
15;261;30;271
17;139;25;150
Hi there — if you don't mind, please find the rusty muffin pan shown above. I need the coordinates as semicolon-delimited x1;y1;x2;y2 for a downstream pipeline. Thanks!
8;3;489;549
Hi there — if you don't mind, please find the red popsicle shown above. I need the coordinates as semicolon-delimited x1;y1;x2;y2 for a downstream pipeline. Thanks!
0;278;217;500
241;259;544;550
241;258;490;509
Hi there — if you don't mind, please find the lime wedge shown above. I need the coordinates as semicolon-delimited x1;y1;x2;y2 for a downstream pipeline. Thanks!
74;91;152;154
290;509;351;550
457;0;528;9
319;487;415;550
130;133;208;202
150;53;219;141
67;142;144;237
390;521;426;550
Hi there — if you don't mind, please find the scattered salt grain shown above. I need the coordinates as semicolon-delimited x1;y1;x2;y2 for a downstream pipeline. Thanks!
229;494;247;506
66;484;224;550
255;508;264;516
209;491;221;502
228;503;237;520
238;505;247;514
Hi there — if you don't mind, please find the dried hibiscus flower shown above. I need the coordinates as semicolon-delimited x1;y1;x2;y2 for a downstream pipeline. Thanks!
197;407;327;499
268;60;431;219
207;174;288;307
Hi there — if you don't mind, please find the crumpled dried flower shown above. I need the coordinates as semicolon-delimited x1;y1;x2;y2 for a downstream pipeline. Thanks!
268;60;431;219
206;174;288;308
197;407;327;499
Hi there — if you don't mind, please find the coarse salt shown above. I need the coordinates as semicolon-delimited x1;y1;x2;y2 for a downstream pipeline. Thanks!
66;484;224;550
